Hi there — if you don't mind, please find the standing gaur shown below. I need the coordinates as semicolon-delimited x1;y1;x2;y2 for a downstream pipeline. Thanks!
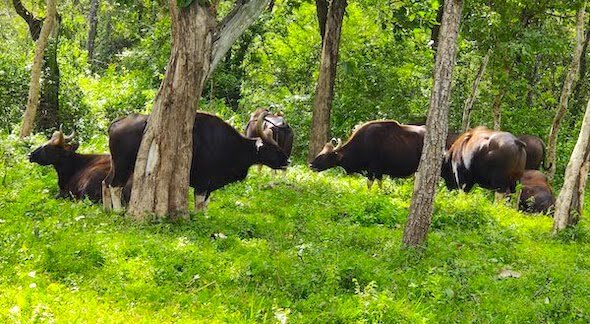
28;128;130;202
517;135;550;170
309;120;426;188
104;111;290;212
442;127;527;193
244;108;294;161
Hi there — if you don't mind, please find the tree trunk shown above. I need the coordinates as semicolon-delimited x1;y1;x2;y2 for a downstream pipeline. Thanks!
315;0;328;42
553;97;590;232
126;0;271;220
307;0;347;161
19;0;57;138
127;1;215;220
492;87;505;131
571;141;590;219
402;0;463;247
87;0;100;65
527;54;542;107
461;48;491;132
37;19;61;132
546;2;587;180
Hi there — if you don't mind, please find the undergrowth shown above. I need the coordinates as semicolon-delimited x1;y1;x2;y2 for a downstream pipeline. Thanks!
0;134;589;322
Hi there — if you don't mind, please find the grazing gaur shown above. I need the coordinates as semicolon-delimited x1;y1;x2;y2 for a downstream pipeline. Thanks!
104;111;290;211
244;108;294;159
441;127;527;193
28;128;129;202
309;120;426;188
519;170;554;214
517;135;549;170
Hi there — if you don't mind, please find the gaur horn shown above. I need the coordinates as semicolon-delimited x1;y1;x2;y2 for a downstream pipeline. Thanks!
256;111;279;146
64;129;76;143
334;138;343;150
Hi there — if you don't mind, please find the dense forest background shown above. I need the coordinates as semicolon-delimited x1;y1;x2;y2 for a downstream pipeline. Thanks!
1;0;587;181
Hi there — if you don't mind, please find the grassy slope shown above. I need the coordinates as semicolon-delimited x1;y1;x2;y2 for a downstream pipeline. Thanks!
1;136;589;322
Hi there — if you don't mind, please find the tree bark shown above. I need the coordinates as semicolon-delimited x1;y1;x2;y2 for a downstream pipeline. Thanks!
402;0;463;247
87;0;100;65
315;0;328;42
307;0;347;161
492;87;505;131
127;1;215;220
208;0;271;77
430;0;445;53
547;2;587;180
527;54;542;107
19;0;57;138
461;48;491;132
553;97;590;232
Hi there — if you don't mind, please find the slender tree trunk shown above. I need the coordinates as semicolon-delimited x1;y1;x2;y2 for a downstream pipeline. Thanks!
307;0;347;161
547;2;587;180
571;141;590;218
128;1;215;220
553;97;590;232
402;0;463;247
527;54;542;107
20;0;57;138
492;87;505;131
37;19;61;132
87;0;100;65
461;48;491;132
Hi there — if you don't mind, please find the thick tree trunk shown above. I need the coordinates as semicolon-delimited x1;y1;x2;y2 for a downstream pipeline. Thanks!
307;0;347;161
87;0;100;65
553;97;590;232
492;87;505;131
402;0;463;247
461;48;491;132
547;2;587;180
19;0;57;138
127;2;215;220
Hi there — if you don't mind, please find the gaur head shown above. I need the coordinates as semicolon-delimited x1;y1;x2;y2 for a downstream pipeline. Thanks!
254;111;289;170
29;127;78;166
309;138;342;172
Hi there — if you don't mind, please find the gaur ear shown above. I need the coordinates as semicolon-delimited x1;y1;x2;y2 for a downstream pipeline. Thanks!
65;143;79;152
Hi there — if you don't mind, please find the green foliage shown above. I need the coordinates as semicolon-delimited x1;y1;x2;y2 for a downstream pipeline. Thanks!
1;135;590;321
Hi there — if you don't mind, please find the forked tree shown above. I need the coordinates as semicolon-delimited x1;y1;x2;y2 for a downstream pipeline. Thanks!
402;0;463;247
546;1;587;180
14;0;60;137
126;0;271;220
553;97;590;232
307;0;347;161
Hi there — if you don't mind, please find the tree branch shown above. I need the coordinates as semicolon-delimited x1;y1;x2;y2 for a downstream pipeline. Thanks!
12;0;43;40
208;0;270;77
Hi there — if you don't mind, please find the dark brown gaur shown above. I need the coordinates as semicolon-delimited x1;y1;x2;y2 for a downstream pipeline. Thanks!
519;170;555;214
245;108;294;159
309;120;426;188
28;128;130;202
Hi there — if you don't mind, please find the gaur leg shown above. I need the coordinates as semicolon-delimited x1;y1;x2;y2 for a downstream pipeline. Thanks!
194;190;210;212
102;180;112;211
110;186;123;212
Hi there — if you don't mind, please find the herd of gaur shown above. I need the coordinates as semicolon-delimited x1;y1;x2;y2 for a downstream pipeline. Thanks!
28;108;555;215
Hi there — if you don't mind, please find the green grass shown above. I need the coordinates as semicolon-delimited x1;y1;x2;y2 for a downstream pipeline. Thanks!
1;135;590;322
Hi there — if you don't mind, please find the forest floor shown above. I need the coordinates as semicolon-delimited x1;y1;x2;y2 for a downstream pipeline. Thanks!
1;135;589;322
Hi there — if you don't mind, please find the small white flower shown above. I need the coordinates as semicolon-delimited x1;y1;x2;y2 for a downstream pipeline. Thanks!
29;283;37;289
9;305;20;314
28;271;36;278
75;216;85;221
